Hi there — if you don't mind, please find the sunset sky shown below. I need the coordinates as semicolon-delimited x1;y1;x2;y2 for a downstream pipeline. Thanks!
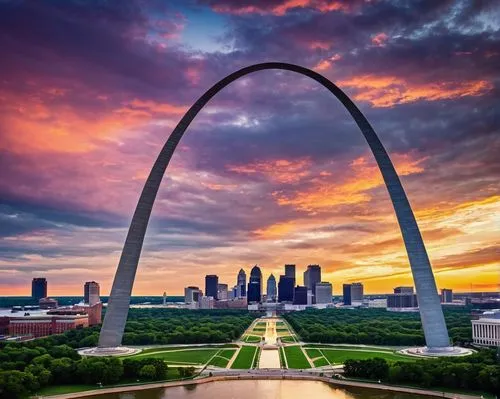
0;0;499;296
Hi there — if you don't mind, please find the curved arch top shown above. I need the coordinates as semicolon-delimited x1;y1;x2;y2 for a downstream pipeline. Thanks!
98;62;450;349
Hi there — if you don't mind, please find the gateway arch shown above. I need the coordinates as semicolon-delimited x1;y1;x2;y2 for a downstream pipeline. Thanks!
98;62;450;350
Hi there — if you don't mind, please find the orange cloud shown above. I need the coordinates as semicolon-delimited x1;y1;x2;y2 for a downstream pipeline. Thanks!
313;53;342;71
253;221;297;239
227;158;312;183
213;0;355;15
339;75;493;107
274;154;426;210
0;89;186;153
371;32;388;47
309;40;332;50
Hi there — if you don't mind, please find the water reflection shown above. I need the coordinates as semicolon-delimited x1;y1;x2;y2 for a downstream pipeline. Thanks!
89;380;431;399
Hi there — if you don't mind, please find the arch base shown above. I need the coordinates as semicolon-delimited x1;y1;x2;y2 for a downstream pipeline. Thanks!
399;346;473;357
78;346;141;357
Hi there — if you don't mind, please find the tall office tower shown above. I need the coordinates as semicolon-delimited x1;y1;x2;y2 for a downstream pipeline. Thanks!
205;275;219;300
344;282;364;305
394;286;414;294
32;278;47;301
351;282;364;301
315;282;333;304
293;286;308;305
278;275;295;302
237;269;247;297
184;286;202;303
247;265;262;303
217;284;228;301
163;292;167;306
266;274;277;302
441;288;453;303
284;264;296;284
304;265;321;302
84;281;100;305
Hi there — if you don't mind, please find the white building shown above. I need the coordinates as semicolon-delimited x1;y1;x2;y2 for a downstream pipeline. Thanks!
184;286;202;303
315;282;332;304
368;298;387;308
199;296;215;309
217;284;228;301
472;310;500;347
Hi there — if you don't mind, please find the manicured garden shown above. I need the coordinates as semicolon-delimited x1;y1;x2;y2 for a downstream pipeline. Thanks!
133;348;219;364
230;346;258;369
244;335;261;343
207;349;237;368
282;345;310;369
305;346;414;364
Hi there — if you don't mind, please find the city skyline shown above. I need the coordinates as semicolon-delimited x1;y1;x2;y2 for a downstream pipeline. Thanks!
1;1;499;296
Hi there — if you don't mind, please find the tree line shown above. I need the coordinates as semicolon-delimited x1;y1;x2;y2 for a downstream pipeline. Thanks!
284;307;472;346
343;349;499;394
0;342;195;398
1;309;257;349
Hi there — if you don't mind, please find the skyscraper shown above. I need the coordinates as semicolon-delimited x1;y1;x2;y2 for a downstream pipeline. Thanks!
304;265;321;302
184;286;202;303
247;265;262;303
278;275;294;302
343;282;364;305
315;282;332;304
205;275;219;300
217;284;228;301
32;278;47;301
293;286;308;305
284;264;296;284
266;274;277;302
84;281;100;305
441;289;453;303
237;269;246;297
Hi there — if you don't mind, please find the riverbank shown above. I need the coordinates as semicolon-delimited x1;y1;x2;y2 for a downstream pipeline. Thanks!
37;372;485;399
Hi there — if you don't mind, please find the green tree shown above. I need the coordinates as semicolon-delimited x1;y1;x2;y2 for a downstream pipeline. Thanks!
25;364;52;386
139;365;157;380
49;357;75;384
0;370;39;399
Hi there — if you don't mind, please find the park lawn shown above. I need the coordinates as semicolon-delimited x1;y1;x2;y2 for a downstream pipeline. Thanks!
253;347;261;368
276;327;289;331
305;348;322;359
135;348;218;364
318;348;414;364
38;385;95;396
255;322;267;327
303;344;394;351
280;336;296;343
208;355;230;368
245;335;261;343
218;349;237;360
231;346;258;369
312;357;330;367
283;345;310;369
279;347;286;368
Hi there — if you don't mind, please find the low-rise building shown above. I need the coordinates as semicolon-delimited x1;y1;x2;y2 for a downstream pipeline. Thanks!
39;297;58;309
8;313;88;338
471;310;500;347
199;296;215;309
